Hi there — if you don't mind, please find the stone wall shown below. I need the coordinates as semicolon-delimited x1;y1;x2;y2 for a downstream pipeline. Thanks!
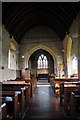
1;27;19;81
20;25;63;76
63;13;80;78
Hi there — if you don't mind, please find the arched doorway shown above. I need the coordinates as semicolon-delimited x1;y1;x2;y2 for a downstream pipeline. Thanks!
28;49;54;80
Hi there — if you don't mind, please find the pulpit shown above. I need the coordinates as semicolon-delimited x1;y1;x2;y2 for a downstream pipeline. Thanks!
22;68;30;80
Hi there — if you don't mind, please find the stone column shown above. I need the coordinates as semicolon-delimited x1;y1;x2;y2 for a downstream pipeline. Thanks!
54;62;57;76
63;35;68;78
0;2;2;120
78;13;80;80
79;54;80;80
0;2;2;82
78;36;80;80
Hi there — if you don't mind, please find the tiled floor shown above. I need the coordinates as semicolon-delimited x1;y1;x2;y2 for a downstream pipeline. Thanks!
24;85;65;120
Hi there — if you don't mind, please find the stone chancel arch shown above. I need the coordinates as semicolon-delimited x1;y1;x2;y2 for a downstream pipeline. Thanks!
25;45;56;67
20;25;63;76
25;45;57;74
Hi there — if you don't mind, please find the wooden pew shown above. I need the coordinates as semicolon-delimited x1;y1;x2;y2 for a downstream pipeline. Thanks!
0;91;19;119
60;83;64;106
50;78;79;97
50;78;78;89
62;82;80;116
18;78;37;97
0;94;18;119
29;78;37;97
2;86;26;118
2;81;31;97
0;91;21;117
60;82;77;106
70;91;80;118
1;78;36;118
0;103;7;119
11;77;37;97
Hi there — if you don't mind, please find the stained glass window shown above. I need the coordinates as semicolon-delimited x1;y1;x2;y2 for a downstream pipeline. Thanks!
37;54;48;69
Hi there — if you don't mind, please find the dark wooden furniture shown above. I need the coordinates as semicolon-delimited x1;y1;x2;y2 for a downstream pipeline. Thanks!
2;86;26;118
37;74;49;80
0;94;18;119
0;103;7;119
60;82;80;116
12;77;37;97
50;78;78;96
70;91;80;118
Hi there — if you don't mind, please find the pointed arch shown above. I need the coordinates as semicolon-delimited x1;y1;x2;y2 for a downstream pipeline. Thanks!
25;45;56;68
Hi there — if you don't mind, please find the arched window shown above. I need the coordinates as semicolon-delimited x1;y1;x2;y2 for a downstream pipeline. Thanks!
8;49;16;70
8;49;11;69
37;54;48;69
72;57;78;74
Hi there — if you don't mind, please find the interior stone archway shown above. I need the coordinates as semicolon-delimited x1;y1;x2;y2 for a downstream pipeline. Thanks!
25;45;57;74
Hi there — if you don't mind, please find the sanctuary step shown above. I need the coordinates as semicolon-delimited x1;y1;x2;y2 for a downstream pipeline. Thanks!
37;79;50;85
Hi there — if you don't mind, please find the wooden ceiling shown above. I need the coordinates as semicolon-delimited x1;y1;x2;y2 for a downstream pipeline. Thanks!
2;2;80;44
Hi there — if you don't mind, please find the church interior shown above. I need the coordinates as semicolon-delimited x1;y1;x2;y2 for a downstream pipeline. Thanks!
0;2;80;120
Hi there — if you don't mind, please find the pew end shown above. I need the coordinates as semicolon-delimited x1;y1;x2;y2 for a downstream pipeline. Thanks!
0;103;7;119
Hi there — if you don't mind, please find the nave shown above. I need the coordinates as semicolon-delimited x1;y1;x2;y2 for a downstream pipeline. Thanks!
1;77;80;120
24;84;65;120
1;2;80;120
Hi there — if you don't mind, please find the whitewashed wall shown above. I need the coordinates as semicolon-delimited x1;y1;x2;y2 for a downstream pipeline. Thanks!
1;27;19;81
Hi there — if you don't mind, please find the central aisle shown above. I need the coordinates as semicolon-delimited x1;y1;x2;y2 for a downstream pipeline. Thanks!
24;85;65;120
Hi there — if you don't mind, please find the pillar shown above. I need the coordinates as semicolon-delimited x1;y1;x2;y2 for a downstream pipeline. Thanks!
0;2;2;120
78;12;80;80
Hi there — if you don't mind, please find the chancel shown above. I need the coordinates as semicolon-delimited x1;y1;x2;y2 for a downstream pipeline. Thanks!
0;2;80;120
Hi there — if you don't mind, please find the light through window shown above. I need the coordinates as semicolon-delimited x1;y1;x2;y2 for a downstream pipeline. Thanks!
72;57;78;74
8;49;11;69
8;49;16;70
37;54;48;69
